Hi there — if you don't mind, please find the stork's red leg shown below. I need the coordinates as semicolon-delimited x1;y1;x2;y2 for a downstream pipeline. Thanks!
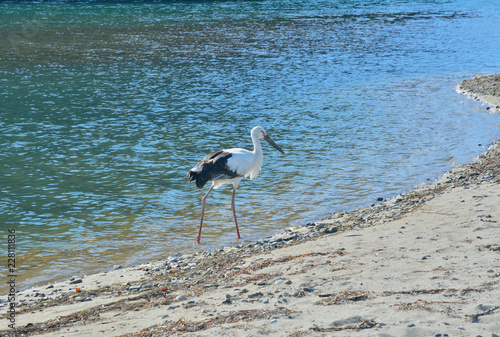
195;185;214;244
231;187;241;240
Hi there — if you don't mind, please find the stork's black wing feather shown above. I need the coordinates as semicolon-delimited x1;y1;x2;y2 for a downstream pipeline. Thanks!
188;150;241;189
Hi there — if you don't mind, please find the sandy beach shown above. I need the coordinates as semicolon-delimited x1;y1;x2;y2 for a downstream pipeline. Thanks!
2;76;500;336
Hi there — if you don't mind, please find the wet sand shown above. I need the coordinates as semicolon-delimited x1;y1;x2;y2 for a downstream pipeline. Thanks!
1;76;499;336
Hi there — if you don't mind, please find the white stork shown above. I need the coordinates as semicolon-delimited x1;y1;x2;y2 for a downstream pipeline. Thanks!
187;126;285;244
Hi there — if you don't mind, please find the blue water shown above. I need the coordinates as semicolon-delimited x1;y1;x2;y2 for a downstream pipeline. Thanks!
1;0;499;293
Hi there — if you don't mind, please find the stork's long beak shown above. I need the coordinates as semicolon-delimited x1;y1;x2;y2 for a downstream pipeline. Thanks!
264;134;286;155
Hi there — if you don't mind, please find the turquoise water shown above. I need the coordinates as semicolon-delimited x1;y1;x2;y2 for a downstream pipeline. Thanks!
1;0;500;293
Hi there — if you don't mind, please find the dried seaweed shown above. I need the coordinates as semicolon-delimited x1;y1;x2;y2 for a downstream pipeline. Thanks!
394;300;466;312
119;307;295;337
466;305;500;322
2;312;102;337
316;290;371;305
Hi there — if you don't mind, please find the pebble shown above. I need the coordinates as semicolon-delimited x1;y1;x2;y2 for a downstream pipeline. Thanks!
323;227;338;234
476;304;492;311
175;295;187;301
407;323;415;327
270;319;277;323
69;278;83;285
248;292;263;299
330;316;364;327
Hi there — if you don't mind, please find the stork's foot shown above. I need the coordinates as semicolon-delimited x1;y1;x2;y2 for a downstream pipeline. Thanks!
194;236;201;244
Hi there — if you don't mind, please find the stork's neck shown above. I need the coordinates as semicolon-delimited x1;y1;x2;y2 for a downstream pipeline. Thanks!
251;134;263;156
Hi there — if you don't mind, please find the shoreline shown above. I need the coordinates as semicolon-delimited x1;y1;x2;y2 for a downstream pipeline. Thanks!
456;74;500;112
1;77;500;336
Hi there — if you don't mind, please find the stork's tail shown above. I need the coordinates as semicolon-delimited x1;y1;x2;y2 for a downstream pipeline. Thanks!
187;169;209;189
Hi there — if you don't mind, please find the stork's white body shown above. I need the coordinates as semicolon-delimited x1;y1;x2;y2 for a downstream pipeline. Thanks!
214;146;263;188
187;126;285;244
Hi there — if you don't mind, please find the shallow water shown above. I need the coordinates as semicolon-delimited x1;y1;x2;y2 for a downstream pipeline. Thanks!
1;0;500;293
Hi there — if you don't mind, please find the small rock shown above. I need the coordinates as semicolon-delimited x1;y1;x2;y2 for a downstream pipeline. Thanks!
476;304;492;312
270;319;277;323
330;316;364;327
407;323;415;327
248;292;263;299
175;295;187;301
69;279;83;285
324;227;338;234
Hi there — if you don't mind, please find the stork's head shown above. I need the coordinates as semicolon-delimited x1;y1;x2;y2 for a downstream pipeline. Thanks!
251;126;286;155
